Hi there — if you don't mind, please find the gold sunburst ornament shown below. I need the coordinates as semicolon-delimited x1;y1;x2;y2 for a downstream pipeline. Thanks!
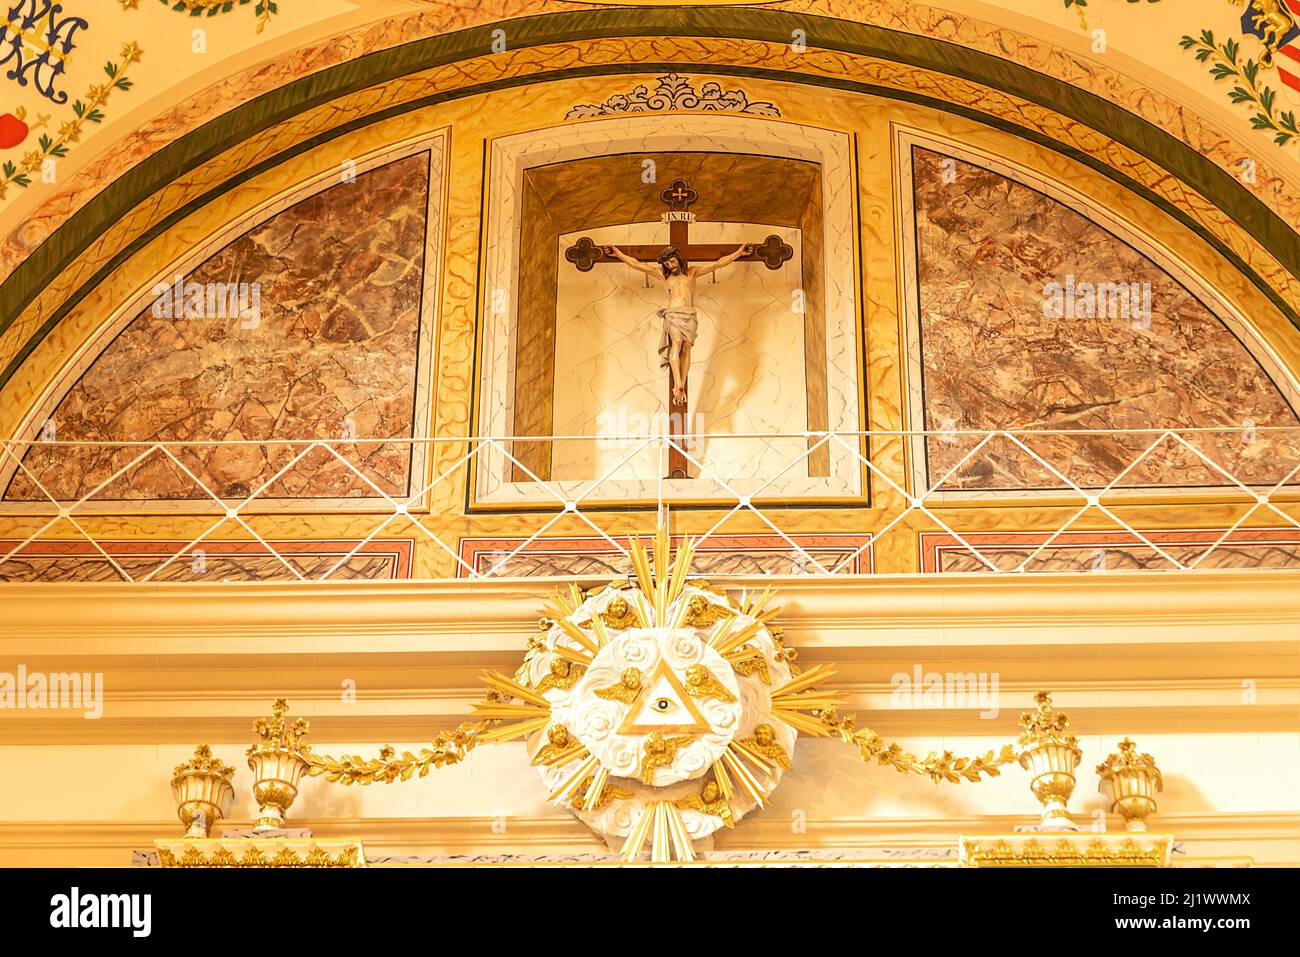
305;529;1016;862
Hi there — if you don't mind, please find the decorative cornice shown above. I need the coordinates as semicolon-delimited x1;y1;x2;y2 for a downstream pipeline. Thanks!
2;570;1296;640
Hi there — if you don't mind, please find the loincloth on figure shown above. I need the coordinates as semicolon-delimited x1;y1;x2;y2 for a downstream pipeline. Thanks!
656;307;699;370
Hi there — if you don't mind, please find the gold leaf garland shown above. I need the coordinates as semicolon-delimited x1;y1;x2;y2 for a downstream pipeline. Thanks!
303;717;500;786
158;0;279;34
819;709;1018;784
0;42;143;199
1180;29;1299;147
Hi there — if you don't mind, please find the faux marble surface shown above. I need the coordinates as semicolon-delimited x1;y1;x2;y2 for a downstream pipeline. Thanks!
4;154;431;502
911;147;1300;491
472;549;862;578
0;538;411;581
935;540;1300;573
460;533;871;577
0;553;397;582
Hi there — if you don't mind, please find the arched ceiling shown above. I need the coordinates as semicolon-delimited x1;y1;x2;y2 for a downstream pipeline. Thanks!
2;0;1299;397
2;1;1299;263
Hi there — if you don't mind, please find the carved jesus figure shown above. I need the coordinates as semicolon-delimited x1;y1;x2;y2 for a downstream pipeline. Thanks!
604;243;752;405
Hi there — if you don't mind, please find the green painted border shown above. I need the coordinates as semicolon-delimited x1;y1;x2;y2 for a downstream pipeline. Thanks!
2;8;1298;392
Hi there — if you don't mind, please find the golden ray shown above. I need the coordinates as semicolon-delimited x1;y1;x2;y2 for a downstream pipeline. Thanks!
472;701;550;719
547;753;600;804
668;598;688;629
653;527;669;589
771;663;839;698
534;744;587;768
741;586;776;619
770;706;834;737
627;537;656;609
478;670;553;707
547;615;601;656
620;804;656;862
705;616;736;649
664;536;697;611
587;611;612;649
720;747;770;808
771;691;847;711
662;800;696;862
580;766;610;812
569;582;585;611
730;737;778;772
546;588;578;617
653;528;673;623
711;759;734;801
548;643;594;667
651;801;671;863
627;592;651;628
713;618;770;656
475;715;551;744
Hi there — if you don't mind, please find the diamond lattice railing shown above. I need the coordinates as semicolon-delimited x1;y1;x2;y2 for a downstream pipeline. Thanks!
0;427;1297;582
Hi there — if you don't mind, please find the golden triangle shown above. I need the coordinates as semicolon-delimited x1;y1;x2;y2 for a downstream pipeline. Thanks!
617;659;712;735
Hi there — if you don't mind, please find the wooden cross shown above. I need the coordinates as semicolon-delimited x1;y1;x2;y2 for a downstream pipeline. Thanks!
563;179;794;479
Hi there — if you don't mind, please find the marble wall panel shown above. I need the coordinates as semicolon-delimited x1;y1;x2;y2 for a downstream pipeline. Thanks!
907;145;1300;492
0;539;412;581
4;152;433;502
459;533;872;577
924;530;1300;574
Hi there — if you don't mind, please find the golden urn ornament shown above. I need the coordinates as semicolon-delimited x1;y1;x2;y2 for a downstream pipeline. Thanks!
171;745;235;837
247;698;311;831
1017;690;1082;831
1097;738;1163;831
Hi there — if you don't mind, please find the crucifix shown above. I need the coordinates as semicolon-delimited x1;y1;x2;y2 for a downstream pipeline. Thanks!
563;179;793;479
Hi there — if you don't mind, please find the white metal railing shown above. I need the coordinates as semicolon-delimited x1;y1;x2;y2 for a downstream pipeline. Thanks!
0;427;1297;582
